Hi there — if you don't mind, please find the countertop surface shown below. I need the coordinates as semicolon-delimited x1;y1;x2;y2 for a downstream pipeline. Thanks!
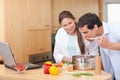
0;65;111;80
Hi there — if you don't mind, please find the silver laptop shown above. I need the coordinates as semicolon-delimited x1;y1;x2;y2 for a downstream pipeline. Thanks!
0;42;42;70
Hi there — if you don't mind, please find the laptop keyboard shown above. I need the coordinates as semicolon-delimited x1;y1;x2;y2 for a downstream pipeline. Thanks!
24;63;43;70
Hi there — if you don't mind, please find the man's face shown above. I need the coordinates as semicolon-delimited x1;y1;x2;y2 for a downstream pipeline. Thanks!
78;25;97;41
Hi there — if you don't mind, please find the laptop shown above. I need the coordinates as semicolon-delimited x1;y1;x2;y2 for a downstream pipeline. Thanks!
0;42;42;71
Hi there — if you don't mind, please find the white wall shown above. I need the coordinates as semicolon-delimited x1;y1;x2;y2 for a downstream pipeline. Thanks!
103;0;120;21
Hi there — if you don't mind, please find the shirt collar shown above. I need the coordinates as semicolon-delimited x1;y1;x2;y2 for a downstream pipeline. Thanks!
102;22;110;35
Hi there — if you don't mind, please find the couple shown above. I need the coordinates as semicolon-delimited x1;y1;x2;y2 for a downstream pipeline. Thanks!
53;10;120;80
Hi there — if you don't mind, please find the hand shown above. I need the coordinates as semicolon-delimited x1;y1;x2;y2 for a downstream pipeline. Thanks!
62;57;72;63
97;36;110;49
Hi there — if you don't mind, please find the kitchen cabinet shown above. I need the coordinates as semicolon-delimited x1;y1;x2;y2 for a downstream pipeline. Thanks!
0;0;51;63
25;27;51;60
27;0;51;27
23;26;52;62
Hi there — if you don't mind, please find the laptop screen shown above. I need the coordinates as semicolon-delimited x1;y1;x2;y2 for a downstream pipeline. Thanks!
0;42;16;67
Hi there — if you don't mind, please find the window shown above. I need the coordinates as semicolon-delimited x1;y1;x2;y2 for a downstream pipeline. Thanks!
107;4;120;23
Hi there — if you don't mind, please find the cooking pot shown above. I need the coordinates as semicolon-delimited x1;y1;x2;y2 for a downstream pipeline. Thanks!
72;55;95;70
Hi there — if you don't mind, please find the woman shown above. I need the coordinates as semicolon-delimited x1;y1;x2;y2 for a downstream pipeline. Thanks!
53;11;97;63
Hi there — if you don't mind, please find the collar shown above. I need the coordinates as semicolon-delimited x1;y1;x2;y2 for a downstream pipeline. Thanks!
102;22;110;36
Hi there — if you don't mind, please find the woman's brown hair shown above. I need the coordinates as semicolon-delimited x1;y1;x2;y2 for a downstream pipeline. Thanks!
76;28;85;55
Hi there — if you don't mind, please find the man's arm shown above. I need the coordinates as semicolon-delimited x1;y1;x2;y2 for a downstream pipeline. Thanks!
107;42;120;50
98;36;120;50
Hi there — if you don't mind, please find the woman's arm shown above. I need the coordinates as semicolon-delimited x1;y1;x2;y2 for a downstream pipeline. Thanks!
53;37;64;63
62;57;72;63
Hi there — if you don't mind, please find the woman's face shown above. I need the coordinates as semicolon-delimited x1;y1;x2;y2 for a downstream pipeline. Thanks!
61;18;76;34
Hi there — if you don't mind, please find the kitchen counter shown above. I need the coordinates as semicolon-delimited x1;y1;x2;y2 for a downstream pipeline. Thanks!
0;65;111;80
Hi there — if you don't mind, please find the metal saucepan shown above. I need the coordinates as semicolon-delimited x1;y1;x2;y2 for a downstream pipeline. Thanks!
72;55;95;70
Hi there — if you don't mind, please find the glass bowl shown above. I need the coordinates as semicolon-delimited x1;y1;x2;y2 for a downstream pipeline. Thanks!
14;64;28;74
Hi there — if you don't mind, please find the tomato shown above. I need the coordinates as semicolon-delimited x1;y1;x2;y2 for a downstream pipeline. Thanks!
16;64;25;71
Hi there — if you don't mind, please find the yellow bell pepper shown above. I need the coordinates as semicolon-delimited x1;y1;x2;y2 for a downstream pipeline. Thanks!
49;66;59;75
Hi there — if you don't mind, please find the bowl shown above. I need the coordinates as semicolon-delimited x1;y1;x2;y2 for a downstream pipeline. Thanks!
14;64;28;74
72;55;95;70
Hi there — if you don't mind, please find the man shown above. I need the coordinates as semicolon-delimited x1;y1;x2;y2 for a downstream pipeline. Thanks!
77;13;120;80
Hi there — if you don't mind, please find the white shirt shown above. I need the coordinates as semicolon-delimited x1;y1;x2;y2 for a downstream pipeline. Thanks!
53;28;98;63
